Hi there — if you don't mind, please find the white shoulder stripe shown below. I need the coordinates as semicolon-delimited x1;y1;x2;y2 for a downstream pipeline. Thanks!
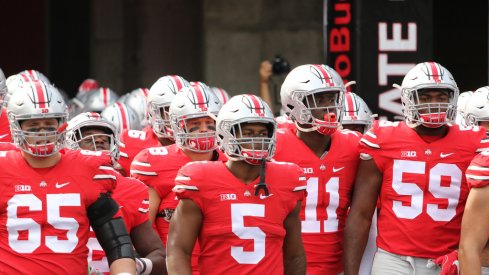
119;152;128;158
299;176;307;181
365;131;377;139
174;184;199;191
467;165;489;171
93;174;117;180
293;186;307;192
175;176;191;181
130;169;157;176
360;138;381;149
476;147;489;152
138;208;149;213
99;165;116;172
132;161;151;167
481;138;489;143
466;174;489;180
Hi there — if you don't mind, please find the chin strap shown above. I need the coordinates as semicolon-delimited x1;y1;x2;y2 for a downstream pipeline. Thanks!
254;158;269;196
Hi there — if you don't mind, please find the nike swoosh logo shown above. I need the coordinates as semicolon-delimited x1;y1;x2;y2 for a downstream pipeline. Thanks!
259;194;274;199
0;134;8;140
332;167;344;173
55;182;70;188
440;152;454;158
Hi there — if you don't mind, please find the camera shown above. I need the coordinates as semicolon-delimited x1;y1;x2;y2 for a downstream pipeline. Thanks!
272;55;290;75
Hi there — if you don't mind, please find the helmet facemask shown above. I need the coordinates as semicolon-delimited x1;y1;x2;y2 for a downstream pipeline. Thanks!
74;126;119;160
222;121;276;165
12;116;66;157
292;89;343;135
402;88;458;128
172;114;217;153
149;103;174;139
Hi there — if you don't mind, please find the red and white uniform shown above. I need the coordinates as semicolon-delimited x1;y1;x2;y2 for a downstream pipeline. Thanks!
466;151;489;189
0;109;12;142
360;120;487;258
118;125;161;175
173;161;307;274
0;150;118;274
130;144;227;245
273;127;361;275
87;176;149;274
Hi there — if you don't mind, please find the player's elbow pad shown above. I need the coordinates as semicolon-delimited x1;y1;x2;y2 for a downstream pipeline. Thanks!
93;217;135;265
88;194;135;264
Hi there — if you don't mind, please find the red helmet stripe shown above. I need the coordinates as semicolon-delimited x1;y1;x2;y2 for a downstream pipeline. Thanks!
20;73;32;82
102;88;109;106
218;88;228;103
116;102;128;130
193;86;207;109
171;76;183;93
313;65;334;86
140;88;149;97
345;92;356;117
248;95;263;115
428;62;441;83
33;81;47;108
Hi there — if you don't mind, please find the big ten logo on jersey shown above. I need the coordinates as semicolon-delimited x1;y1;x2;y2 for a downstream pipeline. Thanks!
303;167;314;174
220;193;237;201
401;151;417;158
15;184;32;192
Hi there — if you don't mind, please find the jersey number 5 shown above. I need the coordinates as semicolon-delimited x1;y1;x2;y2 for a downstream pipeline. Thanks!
231;204;265;264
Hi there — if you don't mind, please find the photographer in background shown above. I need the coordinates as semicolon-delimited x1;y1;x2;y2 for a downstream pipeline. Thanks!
259;56;290;115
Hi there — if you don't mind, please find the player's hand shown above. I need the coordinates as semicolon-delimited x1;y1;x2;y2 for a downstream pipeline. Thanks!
259;61;272;83
426;250;459;275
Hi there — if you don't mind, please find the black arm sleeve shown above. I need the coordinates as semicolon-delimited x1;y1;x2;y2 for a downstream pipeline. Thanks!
88;193;135;264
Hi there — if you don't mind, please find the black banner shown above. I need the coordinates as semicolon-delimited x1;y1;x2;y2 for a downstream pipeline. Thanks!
324;0;433;120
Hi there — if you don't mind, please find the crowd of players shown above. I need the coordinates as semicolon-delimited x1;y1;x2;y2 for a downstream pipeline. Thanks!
0;61;488;275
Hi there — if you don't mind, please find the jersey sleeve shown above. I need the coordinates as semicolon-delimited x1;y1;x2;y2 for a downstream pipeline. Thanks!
172;163;204;210
130;149;160;190
86;151;118;194
466;151;489;188
475;127;489;153
126;178;150;228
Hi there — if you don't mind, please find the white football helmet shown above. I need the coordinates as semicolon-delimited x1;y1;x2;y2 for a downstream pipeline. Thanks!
66;112;120;160
217;94;276;165
399;62;459;128
4;73;37;107
0;68;6;105
101;102;141;133
147;75;190;138
7;80;68;156
121;88;149;129
76;78;100;98
280;64;346;135
341;92;373;133
169;85;222;152
18;70;51;84
211;86;230;104
455;91;474;126
464;86;489;128
81;87;119;113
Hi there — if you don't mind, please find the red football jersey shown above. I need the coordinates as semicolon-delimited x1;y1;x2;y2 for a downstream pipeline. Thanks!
0;109;12;142
466;151;489;189
130;144;227;245
273;127;361;275
87;175;149;274
360;120;487;258
173;161;307;274
118;125;161;175
0;150;117;274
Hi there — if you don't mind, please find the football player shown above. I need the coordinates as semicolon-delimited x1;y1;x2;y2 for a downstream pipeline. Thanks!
167;94;307;274
130;84;226;274
117;75;191;175
0;67;11;142
66;112;166;275
344;62;488;274
341;92;374;134
273;64;365;275
0;80;136;274
460;151;489;274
